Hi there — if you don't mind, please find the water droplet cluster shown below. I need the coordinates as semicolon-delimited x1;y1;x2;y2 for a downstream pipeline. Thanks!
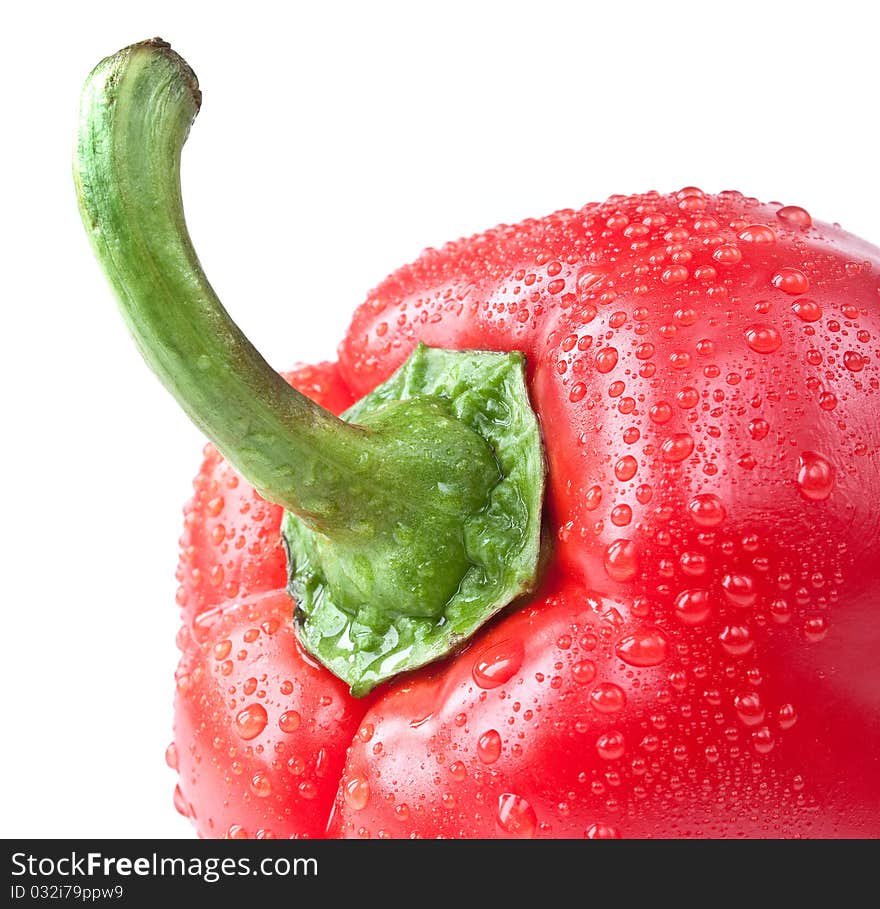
328;188;880;838
171;191;879;839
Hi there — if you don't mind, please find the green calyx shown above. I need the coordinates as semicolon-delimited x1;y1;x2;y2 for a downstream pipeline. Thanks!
74;39;546;695
285;344;544;694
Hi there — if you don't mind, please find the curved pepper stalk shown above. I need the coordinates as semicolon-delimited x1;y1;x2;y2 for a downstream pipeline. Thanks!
73;39;546;694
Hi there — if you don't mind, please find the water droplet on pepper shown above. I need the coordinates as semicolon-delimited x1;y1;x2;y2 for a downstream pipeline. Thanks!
797;452;835;501
615;627;669;667
472;640;524;689
235;703;268;740
496;793;537;838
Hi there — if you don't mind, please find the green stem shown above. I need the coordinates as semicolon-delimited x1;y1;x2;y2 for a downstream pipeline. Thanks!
74;39;413;536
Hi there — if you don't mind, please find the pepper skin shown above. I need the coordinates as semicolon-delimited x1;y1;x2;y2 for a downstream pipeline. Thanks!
170;364;368;839
76;42;880;838
328;191;880;838
170;190;880;839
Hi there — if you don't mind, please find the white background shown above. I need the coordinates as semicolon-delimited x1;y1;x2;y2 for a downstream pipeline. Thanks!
3;0;879;838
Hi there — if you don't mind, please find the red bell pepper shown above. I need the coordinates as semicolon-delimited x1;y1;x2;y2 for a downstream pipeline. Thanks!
76;40;880;838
